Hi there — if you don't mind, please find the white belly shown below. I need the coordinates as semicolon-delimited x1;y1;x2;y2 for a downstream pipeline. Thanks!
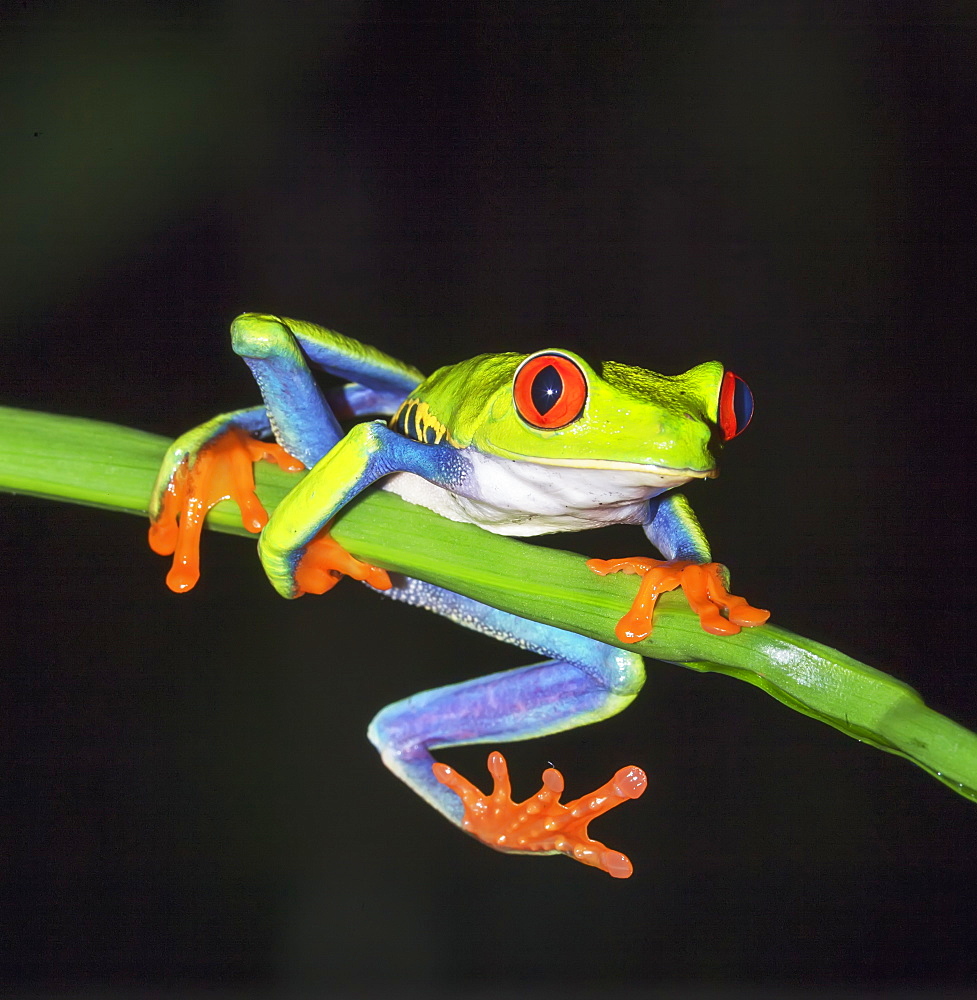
379;447;691;536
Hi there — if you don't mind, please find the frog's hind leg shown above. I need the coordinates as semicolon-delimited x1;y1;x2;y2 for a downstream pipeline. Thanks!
366;578;648;876
229;313;424;468
150;315;426;591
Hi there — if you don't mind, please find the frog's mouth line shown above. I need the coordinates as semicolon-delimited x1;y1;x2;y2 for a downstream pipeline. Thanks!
492;450;718;479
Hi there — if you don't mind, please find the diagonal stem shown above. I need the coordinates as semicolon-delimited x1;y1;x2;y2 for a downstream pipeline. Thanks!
2;404;976;806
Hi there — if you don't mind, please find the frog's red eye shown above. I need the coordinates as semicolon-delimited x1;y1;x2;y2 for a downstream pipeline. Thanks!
513;353;588;429
718;371;754;440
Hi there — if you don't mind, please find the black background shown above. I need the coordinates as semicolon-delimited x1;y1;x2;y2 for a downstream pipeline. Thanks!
1;2;976;996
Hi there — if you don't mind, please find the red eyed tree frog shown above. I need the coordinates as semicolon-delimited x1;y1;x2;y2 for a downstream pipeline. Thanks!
149;314;768;878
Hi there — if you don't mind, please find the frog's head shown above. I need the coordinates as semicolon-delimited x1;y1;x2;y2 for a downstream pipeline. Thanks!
449;349;753;483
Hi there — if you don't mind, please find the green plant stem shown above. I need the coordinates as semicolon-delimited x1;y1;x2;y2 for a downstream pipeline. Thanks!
2;404;976;805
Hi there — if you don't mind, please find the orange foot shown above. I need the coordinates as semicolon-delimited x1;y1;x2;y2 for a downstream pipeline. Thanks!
293;529;392;596
433;750;648;878
586;557;770;643
148;427;303;592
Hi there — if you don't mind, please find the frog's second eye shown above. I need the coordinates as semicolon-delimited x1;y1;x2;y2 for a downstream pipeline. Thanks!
718;371;754;440
513;353;588;429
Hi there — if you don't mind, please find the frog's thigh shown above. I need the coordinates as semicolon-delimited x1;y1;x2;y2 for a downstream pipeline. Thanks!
230;313;423;468
366;578;645;825
230;313;343;467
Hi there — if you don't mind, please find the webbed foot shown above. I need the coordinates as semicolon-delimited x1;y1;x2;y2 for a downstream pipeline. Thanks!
433;750;647;878
149;425;303;592
586;557;769;642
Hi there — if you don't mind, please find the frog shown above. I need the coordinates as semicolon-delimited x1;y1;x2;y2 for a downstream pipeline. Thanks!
148;313;768;878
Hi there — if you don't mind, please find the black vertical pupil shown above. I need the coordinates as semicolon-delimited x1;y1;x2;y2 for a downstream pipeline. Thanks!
531;364;563;415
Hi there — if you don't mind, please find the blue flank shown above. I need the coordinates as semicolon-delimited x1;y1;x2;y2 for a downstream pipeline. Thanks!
326;383;409;420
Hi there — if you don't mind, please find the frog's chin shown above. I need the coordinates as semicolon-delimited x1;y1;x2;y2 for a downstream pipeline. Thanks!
493;450;718;480
382;448;713;536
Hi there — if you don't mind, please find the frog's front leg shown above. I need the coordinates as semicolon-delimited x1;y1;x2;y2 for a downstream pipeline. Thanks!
257;422;464;597
367;578;648;878
588;493;770;642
